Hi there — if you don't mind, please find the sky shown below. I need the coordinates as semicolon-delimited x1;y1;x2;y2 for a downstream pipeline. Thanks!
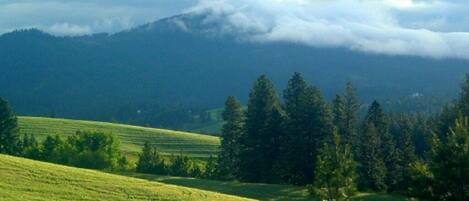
2;0;469;60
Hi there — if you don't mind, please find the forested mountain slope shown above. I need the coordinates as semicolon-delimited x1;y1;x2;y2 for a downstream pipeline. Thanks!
1;12;467;126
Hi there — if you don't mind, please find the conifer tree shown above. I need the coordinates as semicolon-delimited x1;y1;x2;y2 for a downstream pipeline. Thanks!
333;82;360;155
239;75;283;182
359;122;387;191
282;73;333;185
136;142;167;175
0;97;20;155
429;117;469;201
218;96;244;180
395;117;417;191
362;101;400;190
313;132;357;201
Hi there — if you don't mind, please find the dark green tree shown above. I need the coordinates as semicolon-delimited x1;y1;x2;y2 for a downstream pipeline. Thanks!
203;155;219;179
281;73;333;185
41;135;64;162
429;118;469;201
362;101;399;191
239;75;284;182
394;117;417;191
358;122;387;191
333;82;360;152
312;132;357;201
0;97;20;155
218;96;244;179
136;142;167;175
21;134;41;159
68;131;122;169
169;154;192;177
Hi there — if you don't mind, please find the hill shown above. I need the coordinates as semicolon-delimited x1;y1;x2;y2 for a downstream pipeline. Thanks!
0;12;467;129
18;116;220;160
0;154;251;201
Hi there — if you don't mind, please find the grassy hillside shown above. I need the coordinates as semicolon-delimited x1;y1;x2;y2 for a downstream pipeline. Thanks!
18;116;220;159
0;154;252;201
120;173;407;201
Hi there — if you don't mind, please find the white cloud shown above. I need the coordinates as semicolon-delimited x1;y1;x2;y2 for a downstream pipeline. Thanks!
188;0;469;60
46;23;91;35
0;0;197;35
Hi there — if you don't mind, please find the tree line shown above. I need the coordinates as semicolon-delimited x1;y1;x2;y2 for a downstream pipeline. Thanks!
0;97;213;178
212;73;468;201
0;98;127;170
1;72;467;200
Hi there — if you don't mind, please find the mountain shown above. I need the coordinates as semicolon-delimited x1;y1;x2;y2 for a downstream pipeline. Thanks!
0;12;467;127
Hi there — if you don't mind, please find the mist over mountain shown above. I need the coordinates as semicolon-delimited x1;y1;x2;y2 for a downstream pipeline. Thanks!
0;11;467;127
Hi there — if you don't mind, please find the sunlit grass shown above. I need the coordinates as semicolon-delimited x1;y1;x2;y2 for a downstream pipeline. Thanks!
0;154;252;201
18;116;220;160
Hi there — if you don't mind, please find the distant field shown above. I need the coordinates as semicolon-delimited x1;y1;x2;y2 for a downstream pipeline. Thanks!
18;116;220;159
0;154;251;201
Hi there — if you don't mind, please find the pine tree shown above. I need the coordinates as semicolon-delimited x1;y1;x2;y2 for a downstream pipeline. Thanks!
282;73;333;185
429;117;469;201
239;75;284;182
362;101;400;191
313;132;358;201
395;117;417;191
359;122;387;191
333;82;360;155
218;96;244;180
136;142;167;175
0;97;20;155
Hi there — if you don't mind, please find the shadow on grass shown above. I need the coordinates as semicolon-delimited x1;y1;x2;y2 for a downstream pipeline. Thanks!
119;172;314;201
118;172;407;201
351;193;407;201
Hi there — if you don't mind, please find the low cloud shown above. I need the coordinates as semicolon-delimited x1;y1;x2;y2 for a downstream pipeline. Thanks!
188;0;469;60
0;0;197;35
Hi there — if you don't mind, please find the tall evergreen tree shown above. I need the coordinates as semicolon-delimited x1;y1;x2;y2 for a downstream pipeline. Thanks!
313;132;358;201
363;101;400;190
429;117;469;201
438;73;469;140
282;73;333;185
333;82;360;155
239;75;283;182
0;97;20;155
218;96;244;179
395;117;417;191
359;122;387;191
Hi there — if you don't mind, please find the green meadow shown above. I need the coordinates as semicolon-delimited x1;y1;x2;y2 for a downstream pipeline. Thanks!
18;116;220;160
0;154;251;201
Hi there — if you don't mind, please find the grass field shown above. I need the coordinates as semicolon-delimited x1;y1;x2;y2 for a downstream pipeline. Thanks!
0;154;252;201
18;116;220;160
121;173;407;201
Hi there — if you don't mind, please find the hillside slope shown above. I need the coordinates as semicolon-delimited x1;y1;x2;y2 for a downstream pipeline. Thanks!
18;116;220;159
0;154;252;201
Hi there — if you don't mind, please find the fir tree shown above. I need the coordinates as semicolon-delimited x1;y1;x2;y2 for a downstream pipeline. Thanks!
136;142;167;175
358;122;387;191
429;117;469;201
282;73;333;185
218;96;244;180
395;117;417;191
0;97;20;155
313;132;357;201
362;101;399;191
333;82;360;155
239;75;283;182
